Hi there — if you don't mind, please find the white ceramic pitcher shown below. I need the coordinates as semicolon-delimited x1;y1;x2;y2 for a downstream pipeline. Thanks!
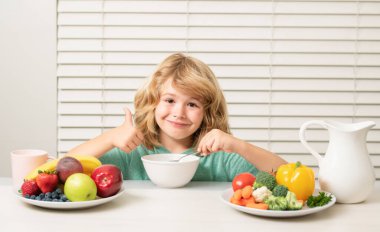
299;120;376;203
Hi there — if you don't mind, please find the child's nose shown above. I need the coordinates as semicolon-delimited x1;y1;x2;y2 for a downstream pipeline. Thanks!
172;104;186;118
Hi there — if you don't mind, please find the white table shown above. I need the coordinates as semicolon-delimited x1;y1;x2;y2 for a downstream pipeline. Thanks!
1;178;379;232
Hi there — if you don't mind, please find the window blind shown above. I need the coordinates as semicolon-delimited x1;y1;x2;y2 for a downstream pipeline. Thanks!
57;0;380;179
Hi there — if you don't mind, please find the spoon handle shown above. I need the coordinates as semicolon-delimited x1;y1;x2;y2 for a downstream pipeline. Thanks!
170;152;201;162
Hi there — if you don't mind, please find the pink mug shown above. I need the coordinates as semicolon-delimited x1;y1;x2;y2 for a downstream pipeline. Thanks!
11;149;56;192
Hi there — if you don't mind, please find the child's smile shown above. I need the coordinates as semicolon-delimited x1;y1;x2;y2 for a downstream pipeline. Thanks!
166;119;191;128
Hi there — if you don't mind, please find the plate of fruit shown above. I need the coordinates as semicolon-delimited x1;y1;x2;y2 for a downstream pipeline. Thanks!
221;163;336;218
16;155;125;210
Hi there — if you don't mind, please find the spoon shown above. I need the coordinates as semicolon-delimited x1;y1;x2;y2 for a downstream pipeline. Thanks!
168;152;201;162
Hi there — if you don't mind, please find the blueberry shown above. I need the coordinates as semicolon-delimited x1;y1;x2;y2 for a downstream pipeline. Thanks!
25;194;30;198
56;188;62;194
36;196;41;201
46;192;52;198
30;195;36;200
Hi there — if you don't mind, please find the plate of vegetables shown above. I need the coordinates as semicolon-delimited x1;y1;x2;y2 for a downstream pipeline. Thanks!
220;188;336;218
221;162;336;218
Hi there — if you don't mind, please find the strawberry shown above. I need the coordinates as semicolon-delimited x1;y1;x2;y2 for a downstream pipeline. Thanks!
36;170;59;193
21;180;41;196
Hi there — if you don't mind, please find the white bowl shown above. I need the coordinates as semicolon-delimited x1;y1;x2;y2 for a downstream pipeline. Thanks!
141;153;200;188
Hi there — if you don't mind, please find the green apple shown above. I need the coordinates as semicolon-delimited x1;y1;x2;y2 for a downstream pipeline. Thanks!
64;173;97;202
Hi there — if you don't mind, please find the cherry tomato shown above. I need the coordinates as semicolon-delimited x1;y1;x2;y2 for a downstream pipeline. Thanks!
232;172;256;191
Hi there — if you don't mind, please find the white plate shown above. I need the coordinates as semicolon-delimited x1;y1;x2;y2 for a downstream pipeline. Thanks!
16;187;125;210
220;188;336;218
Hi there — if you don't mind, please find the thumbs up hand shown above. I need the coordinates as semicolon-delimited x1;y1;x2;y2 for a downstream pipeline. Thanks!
112;107;144;153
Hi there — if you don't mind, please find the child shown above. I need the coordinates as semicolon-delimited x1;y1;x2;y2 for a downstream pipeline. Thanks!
68;53;287;181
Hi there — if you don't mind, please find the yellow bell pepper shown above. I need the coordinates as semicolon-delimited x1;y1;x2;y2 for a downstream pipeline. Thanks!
276;161;315;201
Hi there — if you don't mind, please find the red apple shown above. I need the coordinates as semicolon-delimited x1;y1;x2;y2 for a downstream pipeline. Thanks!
91;164;123;198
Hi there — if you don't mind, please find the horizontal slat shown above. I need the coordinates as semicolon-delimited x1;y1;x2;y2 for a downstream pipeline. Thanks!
191;1;380;14
198;53;380;66
58;78;146;89
58;12;380;27
58;90;136;102
58;26;380;40
58;102;134;114
192;14;380;27
58;77;380;91
58;26;187;39
58;40;380;53
232;128;380;142
212;66;380;79
58;13;187;26
268;142;380;154
232;116;380;129
57;52;380;66
57;64;380;79
58;39;187;52
226;78;378;91
58;0;187;13
282;154;380;168
58;1;380;15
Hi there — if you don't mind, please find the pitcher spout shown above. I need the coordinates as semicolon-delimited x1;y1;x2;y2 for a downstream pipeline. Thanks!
326;120;376;132
356;121;376;130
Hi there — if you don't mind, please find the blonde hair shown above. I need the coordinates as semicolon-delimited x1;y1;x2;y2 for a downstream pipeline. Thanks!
134;53;230;149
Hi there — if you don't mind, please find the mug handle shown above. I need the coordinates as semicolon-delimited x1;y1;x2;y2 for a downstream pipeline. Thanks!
299;120;328;164
47;155;56;160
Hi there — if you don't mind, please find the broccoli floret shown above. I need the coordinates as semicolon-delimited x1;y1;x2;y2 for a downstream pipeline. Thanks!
286;191;303;210
253;171;276;190
273;185;288;197
264;195;288;210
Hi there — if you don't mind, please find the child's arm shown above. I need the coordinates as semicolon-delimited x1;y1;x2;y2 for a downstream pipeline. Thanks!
67;108;143;158
197;129;287;173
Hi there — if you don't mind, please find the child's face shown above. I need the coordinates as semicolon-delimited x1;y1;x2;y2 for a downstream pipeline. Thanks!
155;79;204;145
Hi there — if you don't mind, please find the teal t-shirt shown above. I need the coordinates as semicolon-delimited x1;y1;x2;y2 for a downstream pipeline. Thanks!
99;145;258;182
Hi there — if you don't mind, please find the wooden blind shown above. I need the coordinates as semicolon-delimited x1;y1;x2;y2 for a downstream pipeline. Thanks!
57;0;380;179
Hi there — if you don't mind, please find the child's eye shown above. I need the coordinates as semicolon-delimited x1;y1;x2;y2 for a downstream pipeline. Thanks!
188;102;199;108
164;98;174;104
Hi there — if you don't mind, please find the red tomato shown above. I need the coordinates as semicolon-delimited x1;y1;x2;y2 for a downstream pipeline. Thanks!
232;172;256;191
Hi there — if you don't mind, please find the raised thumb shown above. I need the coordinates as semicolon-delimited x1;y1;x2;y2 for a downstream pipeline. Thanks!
123;107;134;126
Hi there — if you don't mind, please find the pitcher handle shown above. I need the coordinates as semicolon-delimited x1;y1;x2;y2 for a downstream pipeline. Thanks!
299;120;328;164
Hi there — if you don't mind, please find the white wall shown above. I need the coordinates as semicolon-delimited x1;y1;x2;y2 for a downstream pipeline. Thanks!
0;0;56;177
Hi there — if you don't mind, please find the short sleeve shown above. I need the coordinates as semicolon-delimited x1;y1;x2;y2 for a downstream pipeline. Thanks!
192;151;259;181
224;153;259;181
